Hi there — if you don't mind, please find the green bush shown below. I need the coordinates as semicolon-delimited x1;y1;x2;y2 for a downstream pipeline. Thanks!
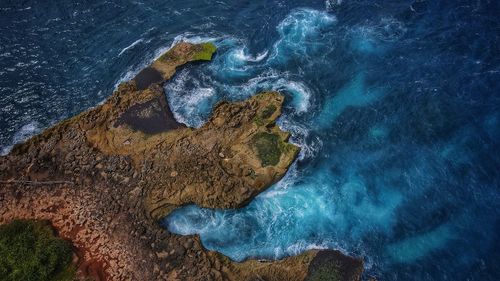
0;220;75;281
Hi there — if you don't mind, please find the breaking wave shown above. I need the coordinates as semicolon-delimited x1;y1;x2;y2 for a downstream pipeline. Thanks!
1;122;40;155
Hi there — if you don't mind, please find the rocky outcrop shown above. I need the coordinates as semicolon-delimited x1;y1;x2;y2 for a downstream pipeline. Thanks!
0;42;363;281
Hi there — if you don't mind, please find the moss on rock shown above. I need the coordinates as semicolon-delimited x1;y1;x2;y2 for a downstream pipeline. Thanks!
192;42;217;61
0;220;74;281
306;265;341;281
252;132;282;167
261;104;277;119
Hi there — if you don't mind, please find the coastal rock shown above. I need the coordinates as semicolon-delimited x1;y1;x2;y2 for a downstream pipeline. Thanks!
0;42;363;281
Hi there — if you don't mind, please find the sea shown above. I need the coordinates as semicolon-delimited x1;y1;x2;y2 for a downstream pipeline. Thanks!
1;1;499;280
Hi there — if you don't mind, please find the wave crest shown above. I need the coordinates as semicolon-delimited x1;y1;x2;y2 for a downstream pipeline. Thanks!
1;122;40;155
270;8;337;63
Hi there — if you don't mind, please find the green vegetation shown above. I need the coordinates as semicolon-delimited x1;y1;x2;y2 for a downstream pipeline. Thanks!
158;42;217;62
254;104;277;126
306;265;341;281
254;115;265;126
192;42;217;61
252;132;282;167
0;220;75;281
260;104;277;119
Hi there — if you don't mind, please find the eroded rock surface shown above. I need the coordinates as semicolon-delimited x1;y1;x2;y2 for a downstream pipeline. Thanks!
0;42;363;281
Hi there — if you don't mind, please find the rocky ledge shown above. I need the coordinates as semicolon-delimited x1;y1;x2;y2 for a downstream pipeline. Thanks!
0;42;364;280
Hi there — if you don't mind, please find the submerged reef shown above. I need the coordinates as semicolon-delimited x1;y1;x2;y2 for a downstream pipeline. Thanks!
0;42;363;280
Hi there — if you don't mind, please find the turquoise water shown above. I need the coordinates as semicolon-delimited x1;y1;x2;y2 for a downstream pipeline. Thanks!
1;1;499;280
163;3;500;280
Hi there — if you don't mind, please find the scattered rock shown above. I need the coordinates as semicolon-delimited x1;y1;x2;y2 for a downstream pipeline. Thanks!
183;239;193;249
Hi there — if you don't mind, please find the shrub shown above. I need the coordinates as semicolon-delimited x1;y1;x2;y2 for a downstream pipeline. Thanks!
0;220;75;281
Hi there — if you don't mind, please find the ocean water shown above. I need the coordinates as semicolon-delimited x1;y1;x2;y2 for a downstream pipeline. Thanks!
1;1;499;280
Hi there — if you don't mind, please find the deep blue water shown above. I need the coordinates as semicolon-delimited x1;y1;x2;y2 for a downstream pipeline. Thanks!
1;1;499;280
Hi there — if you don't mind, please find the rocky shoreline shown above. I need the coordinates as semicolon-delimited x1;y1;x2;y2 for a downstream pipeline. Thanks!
0;42;364;280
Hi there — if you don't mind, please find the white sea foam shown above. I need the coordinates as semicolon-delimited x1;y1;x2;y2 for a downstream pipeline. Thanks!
350;17;406;54
1;122;40;156
118;38;144;56
286;240;329;256
113;33;222;90
233;48;268;62
269;8;337;63
169;32;222;49
252;77;312;113
214;69;313;114
277;115;322;161
259;163;301;199
113;68;138;90
281;80;311;113
165;69;216;128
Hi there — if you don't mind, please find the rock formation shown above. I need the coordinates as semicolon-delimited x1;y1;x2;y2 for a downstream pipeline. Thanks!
0;41;363;281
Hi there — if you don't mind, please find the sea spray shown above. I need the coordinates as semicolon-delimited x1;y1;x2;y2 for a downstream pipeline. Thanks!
269;9;337;64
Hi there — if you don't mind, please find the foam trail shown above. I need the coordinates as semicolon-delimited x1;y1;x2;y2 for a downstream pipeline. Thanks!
169;32;222;49
216;70;312;113
277;116;321;160
317;72;384;128
350;18;406;54
165;69;216;128
114;33;221;90
1;122;40;155
283;81;311;113
269;9;336;64
233;49;268;62
118;38;143;56
386;224;455;263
